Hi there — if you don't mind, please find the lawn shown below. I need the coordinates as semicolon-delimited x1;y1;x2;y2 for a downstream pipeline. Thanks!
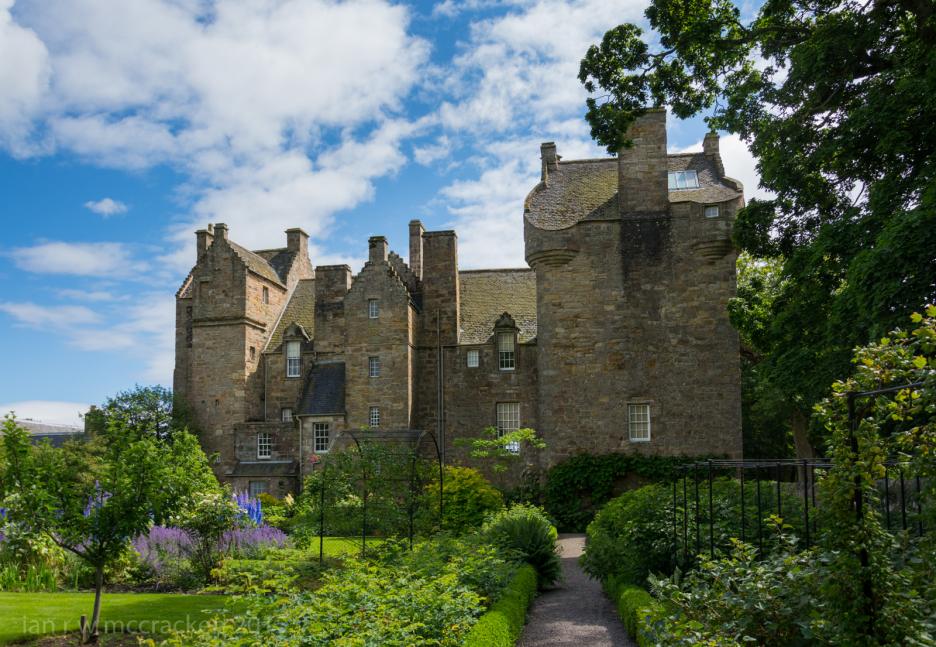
309;536;386;556
0;592;234;645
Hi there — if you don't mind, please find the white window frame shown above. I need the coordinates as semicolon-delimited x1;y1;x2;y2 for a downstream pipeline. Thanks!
368;356;381;378
281;408;293;422
368;406;380;428
628;403;651;442
313;422;330;453
703;205;720;218
497;332;516;371
667;170;700;190
286;341;301;378
496;402;521;454
466;349;480;368
248;480;268;497
368;299;379;319
257;432;272;459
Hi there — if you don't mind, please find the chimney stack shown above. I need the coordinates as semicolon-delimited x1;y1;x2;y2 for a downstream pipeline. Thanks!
368;236;388;264
617;109;669;215
286;227;309;258
703;131;719;157
409;220;424;279
540;142;559;182
196;224;214;256
213;223;229;240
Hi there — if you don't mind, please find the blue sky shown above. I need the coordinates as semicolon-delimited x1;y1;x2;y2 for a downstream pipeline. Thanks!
0;0;764;426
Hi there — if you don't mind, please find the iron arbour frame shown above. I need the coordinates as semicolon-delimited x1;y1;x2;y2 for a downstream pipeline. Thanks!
313;428;444;563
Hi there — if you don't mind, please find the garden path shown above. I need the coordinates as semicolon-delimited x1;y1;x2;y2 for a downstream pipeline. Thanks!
519;534;634;647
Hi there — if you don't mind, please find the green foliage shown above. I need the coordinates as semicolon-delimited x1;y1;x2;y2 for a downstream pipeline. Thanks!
543;453;698;531
171;489;243;583
603;579;664;647
583;479;808;587
462;564;537;647
432;465;505;535
482;504;560;587
210;547;325;594
458;426;545;473
579;0;936;452
84;384;198;443
0;412;218;637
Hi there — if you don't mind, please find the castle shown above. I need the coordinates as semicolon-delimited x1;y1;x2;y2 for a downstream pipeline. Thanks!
174;110;743;496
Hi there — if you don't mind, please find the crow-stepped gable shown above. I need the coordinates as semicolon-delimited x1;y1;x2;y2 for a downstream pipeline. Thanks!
175;111;743;495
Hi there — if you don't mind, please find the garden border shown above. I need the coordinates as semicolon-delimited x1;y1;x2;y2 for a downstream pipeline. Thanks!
463;564;538;647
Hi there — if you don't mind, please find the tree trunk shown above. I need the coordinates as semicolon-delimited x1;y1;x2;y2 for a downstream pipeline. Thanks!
88;565;104;644
791;409;815;459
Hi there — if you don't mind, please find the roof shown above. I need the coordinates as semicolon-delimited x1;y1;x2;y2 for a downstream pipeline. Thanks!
14;420;85;447
228;241;285;286
267;279;316;350
228;460;298;477
459;269;537;344
254;248;297;283
525;152;742;231
298;362;346;416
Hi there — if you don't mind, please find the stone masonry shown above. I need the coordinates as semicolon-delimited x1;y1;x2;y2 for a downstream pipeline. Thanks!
174;110;743;495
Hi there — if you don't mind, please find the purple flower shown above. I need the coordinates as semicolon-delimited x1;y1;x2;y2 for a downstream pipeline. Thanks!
233;491;263;526
133;526;193;572
83;481;112;518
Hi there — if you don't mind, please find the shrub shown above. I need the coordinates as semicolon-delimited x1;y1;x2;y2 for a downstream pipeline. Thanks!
482;504;560;587
544;453;693;531
430;466;505;535
603;577;664;646
463;564;537;647
210;548;325;594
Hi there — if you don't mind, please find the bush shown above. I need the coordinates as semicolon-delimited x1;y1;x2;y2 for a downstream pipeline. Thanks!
603;577;664;646
544;453;693;531
482;504;560;587
463;564;537;647
210;548;325;594
419;465;504;535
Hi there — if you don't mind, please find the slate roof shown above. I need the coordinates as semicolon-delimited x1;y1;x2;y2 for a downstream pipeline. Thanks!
459;269;537;345
228;460;298;477
15;420;85;447
298;362;346;416
228;241;286;286
254;248;297;284
525;152;742;231
267;279;316;350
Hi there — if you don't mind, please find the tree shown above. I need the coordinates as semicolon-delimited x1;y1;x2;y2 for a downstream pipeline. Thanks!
0;413;217;643
84;385;197;443
579;0;936;453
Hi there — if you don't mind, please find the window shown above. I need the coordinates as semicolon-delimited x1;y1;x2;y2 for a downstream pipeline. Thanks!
497;332;515;370
249;346;256;361
466;349;480;368
496;402;520;454
249;480;268;497
628;404;651;442
667;170;700;190
262;286;269;304
368;356;381;378
257;432;272;459
369;406;380;428
281;408;292;422
313;422;330;453
368;299;379;319
286;341;301;378
704;205;720;218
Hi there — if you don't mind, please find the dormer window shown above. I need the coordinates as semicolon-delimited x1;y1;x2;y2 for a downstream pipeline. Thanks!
286;341;301;378
368;299;379;319
497;332;515;371
668;170;699;190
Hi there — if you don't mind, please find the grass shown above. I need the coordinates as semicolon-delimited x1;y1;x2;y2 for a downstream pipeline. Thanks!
0;592;235;645
306;536;386;556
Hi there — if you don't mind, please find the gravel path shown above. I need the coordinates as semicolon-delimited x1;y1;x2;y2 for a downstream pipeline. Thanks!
518;534;635;646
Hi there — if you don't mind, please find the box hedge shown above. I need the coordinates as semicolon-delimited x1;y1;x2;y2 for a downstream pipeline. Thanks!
463;564;538;647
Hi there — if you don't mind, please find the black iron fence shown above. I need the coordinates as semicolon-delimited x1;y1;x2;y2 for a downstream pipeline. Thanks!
671;458;928;568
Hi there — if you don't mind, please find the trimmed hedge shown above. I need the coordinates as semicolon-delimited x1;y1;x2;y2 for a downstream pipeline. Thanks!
463;564;538;647
603;575;664;647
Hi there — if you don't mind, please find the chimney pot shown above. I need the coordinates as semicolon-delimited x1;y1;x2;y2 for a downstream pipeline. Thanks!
196;225;215;256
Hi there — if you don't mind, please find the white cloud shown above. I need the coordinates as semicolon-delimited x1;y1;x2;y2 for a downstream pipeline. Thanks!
0;400;89;427
413;135;452;166
8;241;146;276
0;0;50;155
84;197;128;217
56;288;123;302
0;301;100;327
